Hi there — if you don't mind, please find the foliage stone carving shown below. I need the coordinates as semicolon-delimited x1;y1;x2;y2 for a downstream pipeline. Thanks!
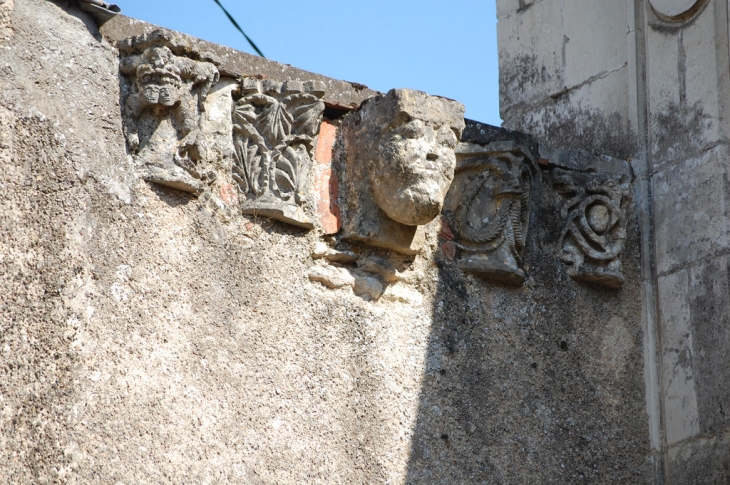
232;78;325;228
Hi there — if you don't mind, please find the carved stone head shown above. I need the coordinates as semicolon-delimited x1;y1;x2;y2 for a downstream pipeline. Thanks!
371;108;461;225
342;89;465;253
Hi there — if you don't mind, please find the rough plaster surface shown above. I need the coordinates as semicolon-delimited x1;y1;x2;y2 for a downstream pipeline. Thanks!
0;1;653;483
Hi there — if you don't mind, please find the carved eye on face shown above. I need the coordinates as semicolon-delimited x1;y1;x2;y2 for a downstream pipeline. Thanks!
437;126;458;149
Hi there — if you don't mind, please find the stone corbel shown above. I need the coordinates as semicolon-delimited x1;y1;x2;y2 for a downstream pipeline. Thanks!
442;140;538;285
551;168;631;289
231;77;326;229
118;29;221;195
340;88;465;253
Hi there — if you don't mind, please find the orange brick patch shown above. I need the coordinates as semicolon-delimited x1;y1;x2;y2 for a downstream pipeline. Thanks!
313;119;341;234
219;182;238;206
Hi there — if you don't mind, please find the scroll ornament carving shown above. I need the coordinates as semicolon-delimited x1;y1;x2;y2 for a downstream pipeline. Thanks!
553;169;630;288
444;142;537;285
232;78;325;228
119;30;220;195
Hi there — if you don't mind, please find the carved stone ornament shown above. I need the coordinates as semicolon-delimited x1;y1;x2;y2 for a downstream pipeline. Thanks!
443;141;537;285
232;78;325;228
118;30;220;195
341;89;465;253
552;168;630;289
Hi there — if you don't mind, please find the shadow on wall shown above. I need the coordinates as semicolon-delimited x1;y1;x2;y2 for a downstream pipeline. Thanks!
404;125;652;483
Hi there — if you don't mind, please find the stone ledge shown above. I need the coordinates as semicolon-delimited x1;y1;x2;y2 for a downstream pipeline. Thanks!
100;15;380;110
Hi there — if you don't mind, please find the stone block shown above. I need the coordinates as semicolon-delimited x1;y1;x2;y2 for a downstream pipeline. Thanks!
667;430;730;483
645;23;680;121
504;66;634;160
496;0;539;19
307;265;355;289
657;270;700;445
563;0;627;89
646;1;730;172
689;255;730;435
498;0;564;115
653;145;729;274
200;78;238;169
680;0;730;153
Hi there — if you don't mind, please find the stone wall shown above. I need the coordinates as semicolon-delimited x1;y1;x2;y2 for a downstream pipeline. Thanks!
0;0;651;483
498;0;730;482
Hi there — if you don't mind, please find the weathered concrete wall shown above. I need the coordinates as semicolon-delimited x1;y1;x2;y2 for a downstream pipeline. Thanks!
0;0;650;483
498;0;730;482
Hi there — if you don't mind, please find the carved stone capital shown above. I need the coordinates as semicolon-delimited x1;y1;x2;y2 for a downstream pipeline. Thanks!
550;168;631;289
232;78;325;229
118;29;220;195
442;141;538;285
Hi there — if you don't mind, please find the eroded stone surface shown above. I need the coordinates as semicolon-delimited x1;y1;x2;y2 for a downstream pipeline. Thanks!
232;78;325;228
340;89;464;253
118;29;220;194
443;141;538;285
550;168;631;288
0;2;653;483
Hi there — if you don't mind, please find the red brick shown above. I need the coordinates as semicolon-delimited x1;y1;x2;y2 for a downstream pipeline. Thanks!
314;118;337;165
313;119;341;234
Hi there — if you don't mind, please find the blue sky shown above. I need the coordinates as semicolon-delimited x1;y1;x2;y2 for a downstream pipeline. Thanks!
116;1;501;126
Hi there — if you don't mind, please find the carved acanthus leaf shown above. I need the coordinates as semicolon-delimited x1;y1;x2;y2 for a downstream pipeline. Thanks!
232;78;326;228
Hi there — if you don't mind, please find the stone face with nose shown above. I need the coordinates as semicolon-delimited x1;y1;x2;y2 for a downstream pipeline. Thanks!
341;88;465;253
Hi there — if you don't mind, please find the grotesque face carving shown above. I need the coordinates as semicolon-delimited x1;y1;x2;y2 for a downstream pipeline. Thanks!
135;47;183;108
371;118;459;225
341;89;464;253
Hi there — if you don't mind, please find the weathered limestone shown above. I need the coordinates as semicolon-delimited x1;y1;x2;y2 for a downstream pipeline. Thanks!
658;269;700;446
340;89;465;253
498;0;730;481
232;77;325;228
551;168;630;288
442;140;537;285
119;29;220;194
653;145;730;275
0;1;652;483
